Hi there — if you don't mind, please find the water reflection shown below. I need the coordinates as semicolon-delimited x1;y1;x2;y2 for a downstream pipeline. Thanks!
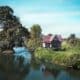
0;65;80;80
23;66;80;80
0;47;80;80
0;46;32;80
57;71;71;80
13;46;31;65
24;67;54;80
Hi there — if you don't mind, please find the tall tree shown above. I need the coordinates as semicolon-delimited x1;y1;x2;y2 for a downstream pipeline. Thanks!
30;24;42;38
68;34;77;47
27;24;42;50
0;6;30;49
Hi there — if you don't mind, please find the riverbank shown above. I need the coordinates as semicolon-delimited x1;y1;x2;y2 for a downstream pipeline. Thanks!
34;47;80;70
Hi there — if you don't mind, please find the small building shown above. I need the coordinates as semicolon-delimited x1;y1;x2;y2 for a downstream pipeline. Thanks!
42;34;54;48
42;34;63;49
51;35;63;50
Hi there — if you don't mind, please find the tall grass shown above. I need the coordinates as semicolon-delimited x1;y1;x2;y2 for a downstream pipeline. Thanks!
34;47;80;67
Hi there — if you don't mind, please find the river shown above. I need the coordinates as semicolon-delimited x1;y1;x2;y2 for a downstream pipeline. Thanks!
0;47;80;80
23;66;80;80
0;66;80;80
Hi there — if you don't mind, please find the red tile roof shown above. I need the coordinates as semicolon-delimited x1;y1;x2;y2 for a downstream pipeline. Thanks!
42;35;63;43
42;35;54;43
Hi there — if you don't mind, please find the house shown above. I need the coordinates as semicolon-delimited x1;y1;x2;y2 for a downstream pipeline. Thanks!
42;34;54;48
51;35;63;50
42;34;63;49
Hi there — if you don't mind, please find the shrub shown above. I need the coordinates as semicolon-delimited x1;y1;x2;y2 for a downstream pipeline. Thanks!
34;47;80;69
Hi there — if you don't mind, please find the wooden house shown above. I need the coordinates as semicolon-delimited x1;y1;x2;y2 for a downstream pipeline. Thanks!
42;34;63;49
51;35;63;50
42;34;54;48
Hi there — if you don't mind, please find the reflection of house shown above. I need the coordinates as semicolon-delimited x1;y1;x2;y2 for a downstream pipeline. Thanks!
42;34;63;49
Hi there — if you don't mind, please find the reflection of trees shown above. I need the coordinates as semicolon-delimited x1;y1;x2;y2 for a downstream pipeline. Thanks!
0;53;30;80
44;63;61;78
67;70;80;78
51;69;60;78
0;53;30;73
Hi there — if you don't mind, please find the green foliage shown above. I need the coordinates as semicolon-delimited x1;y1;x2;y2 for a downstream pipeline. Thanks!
26;24;42;50
35;47;54;63
30;24;42;38
0;6;30;49
61;41;71;50
0;6;20;30
34;47;80;68
27;38;42;50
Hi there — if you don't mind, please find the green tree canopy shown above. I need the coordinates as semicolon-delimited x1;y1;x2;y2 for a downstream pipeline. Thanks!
0;6;30;49
30;24;42;38
27;24;42;50
68;34;79;47
0;6;21;30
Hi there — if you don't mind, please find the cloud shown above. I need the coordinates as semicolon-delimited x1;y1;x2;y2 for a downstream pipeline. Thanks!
17;11;80;26
0;0;80;37
14;8;80;37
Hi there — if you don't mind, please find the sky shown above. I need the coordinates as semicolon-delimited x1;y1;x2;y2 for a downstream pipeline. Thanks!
0;0;80;37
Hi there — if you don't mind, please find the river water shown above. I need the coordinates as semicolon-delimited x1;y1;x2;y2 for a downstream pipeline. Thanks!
23;67;80;80
0;47;80;80
0;66;80;80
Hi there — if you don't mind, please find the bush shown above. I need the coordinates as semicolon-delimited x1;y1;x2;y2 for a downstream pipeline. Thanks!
34;47;80;69
61;41;71;50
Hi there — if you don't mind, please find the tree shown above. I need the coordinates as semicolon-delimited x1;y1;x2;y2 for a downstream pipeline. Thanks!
18;26;30;38
30;24;42;38
0;6;30;76
0;6;21;29
0;6;30;49
27;24;42;50
68;34;76;46
69;34;76;39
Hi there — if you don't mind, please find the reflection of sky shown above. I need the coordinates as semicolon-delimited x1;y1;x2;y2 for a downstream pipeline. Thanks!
56;70;80;80
13;47;31;64
0;0;80;37
24;69;54;80
57;71;71;80
24;68;80;80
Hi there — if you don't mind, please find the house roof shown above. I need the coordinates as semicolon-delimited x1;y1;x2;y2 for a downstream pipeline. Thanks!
54;35;63;42
42;34;63;43
42;35;54;43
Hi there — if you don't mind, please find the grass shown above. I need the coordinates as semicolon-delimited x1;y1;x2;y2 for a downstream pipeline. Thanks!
34;47;80;69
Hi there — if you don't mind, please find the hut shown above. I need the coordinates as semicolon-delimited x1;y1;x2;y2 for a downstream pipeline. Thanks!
42;34;54;48
42;34;63;50
51;35;63;50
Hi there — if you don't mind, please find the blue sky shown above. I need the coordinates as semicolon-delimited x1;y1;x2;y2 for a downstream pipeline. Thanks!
0;0;80;37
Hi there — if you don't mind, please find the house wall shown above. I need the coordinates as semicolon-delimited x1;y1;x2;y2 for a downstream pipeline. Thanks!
42;43;46;48
50;43;52;48
42;43;52;48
